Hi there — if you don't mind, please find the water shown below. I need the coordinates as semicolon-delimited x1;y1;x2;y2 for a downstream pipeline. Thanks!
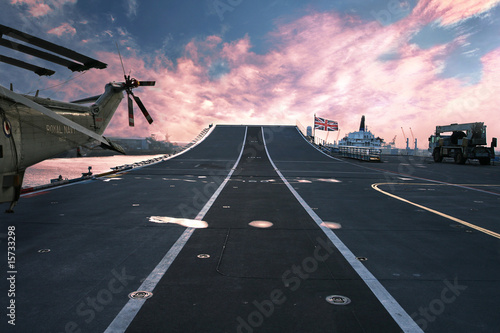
23;155;164;188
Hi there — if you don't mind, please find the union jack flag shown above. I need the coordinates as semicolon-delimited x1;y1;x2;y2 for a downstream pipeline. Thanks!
314;116;338;131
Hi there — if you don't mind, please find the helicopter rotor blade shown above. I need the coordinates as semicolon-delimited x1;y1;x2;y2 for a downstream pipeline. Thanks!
114;45;155;126
127;93;134;127
131;93;154;124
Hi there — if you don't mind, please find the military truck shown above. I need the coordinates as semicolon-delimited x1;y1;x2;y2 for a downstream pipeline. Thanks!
428;122;497;165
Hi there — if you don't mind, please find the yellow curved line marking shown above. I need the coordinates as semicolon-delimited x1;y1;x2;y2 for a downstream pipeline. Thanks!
372;183;500;240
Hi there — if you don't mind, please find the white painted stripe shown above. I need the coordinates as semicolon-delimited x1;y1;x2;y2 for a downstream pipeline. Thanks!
104;126;248;333
391;173;500;197
295;127;343;161
262;127;423;333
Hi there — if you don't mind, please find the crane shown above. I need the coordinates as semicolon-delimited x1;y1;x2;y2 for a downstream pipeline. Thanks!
409;127;418;150
401;127;407;148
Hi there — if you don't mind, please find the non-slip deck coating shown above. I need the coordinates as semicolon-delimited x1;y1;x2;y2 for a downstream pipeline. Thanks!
1;125;499;333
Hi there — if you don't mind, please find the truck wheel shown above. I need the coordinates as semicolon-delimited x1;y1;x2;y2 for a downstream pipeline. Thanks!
479;157;491;165
433;149;443;162
454;151;466;164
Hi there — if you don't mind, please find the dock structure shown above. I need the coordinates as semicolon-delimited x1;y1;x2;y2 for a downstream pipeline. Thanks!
1;125;499;333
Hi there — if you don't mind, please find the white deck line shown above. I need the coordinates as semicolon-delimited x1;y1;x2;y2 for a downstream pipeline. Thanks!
295;127;343;161
262;127;423;333
104;126;248;333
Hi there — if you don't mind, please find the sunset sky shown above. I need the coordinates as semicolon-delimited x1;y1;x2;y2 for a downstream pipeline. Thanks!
1;0;499;147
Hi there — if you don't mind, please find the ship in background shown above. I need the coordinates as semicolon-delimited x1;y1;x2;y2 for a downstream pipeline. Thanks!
338;115;384;148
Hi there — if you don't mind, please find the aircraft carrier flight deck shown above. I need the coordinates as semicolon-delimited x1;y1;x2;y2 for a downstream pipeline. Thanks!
1;125;499;333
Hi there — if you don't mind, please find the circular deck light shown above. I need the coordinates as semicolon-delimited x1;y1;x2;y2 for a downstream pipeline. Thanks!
249;221;273;228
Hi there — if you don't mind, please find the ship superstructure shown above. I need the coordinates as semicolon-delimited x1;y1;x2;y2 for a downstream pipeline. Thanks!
338;115;384;148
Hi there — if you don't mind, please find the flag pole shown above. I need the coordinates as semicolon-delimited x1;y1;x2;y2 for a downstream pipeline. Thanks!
313;114;316;144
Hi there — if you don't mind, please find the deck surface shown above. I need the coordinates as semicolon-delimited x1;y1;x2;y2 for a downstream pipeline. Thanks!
1;125;499;333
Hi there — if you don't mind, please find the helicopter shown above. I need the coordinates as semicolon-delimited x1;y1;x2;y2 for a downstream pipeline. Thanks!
0;24;156;212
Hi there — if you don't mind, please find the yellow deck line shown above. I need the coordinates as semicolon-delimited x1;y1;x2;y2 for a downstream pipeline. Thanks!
372;183;500;240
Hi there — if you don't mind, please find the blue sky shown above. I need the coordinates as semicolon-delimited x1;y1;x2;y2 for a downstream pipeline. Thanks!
1;0;499;144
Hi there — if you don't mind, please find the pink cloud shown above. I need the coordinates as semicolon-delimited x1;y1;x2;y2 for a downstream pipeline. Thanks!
50;4;500;148
412;0;500;26
47;22;76;37
29;3;51;17
10;0;51;17
10;0;77;17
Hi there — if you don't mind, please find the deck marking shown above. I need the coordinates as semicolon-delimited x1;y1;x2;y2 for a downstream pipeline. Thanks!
124;125;217;172
20;179;94;197
369;166;500;197
104;126;248;333
263;128;423;333
295;127;343;161
21;191;49;198
20;128;216;199
373;183;500;240
295;127;500;197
